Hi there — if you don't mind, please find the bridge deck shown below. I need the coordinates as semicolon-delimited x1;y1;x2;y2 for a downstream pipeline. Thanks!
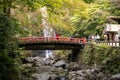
19;37;86;50
18;37;120;50
20;37;86;44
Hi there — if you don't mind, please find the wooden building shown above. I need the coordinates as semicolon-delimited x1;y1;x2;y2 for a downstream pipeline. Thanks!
104;16;120;41
103;0;120;41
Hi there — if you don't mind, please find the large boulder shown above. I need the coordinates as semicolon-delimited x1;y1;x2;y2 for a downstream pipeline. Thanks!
43;58;55;65
53;60;67;69
48;76;66;80
68;62;80;71
32;50;46;57
32;73;51;80
111;73;120;80
27;57;45;67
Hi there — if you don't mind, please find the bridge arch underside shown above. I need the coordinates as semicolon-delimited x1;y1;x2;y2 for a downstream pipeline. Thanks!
19;42;84;50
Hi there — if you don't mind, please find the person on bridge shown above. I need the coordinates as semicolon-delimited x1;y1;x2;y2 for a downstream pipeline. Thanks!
70;35;74;38
115;34;118;41
88;35;91;42
118;29;120;46
55;32;59;40
69;35;74;42
118;29;120;41
96;34;100;41
104;34;108;41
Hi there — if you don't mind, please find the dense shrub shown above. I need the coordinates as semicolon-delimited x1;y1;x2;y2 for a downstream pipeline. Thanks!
81;44;120;74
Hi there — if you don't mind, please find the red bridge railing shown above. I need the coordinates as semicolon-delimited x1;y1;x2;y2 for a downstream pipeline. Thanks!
20;37;86;44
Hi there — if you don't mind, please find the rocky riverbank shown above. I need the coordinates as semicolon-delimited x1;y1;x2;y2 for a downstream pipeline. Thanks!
20;56;115;80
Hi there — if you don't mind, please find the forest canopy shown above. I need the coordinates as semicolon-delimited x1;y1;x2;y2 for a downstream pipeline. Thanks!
1;0;118;37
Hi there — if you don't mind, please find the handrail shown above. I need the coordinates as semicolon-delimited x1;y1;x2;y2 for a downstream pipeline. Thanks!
95;40;120;47
19;37;120;47
20;37;86;44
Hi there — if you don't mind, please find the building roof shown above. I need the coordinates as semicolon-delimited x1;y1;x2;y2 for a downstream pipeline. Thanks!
106;16;120;24
109;0;120;8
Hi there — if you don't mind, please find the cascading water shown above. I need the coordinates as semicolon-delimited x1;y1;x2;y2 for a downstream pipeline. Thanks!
41;7;55;58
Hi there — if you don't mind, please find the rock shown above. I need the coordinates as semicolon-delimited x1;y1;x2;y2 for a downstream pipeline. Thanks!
48;75;57;80
27;57;48;67
111;73;120;80
48;76;66;80
71;77;85;80
54;60;67;68
76;70;86;76
51;76;66;80
32;73;51;80
43;58;55;65
26;57;35;63
68;62;80;71
22;63;33;67
21;58;30;64
32;50;46;57
23;56;109;80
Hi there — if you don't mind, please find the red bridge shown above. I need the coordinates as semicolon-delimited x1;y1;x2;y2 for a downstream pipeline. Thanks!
19;37;86;50
18;37;119;61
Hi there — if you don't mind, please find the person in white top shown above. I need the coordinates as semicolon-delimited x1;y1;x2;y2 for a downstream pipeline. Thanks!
118;29;120;41
115;34;118;41
96;34;100;41
118;29;120;46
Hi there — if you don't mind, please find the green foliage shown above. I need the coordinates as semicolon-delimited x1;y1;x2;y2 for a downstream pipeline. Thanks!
20;65;36;77
0;0;119;78
108;6;120;16
81;44;120;74
0;14;20;80
80;45;95;64
54;50;71;60
83;0;95;3
71;0;110;37
0;51;19;80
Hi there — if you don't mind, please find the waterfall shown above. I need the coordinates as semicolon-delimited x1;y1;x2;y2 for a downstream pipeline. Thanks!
41;7;55;58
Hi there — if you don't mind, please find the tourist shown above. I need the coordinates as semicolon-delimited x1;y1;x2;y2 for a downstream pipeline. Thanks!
118;29;120;41
118;29;120;46
70;35;74;38
94;35;97;41
88;35;91;42
91;35;94;40
96;34;100;41
55;32;59;40
70;35;74;41
109;34;112;41
115;34;118;41
91;35;97;42
104;34;107;41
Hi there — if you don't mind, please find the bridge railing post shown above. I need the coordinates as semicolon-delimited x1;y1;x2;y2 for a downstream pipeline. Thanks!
79;37;86;44
21;38;29;43
83;37;86;43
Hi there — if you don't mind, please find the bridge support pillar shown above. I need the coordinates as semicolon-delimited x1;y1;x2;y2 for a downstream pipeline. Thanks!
68;49;80;62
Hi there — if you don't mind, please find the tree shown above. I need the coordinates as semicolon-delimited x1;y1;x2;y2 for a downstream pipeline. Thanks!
71;0;110;37
0;13;20;80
